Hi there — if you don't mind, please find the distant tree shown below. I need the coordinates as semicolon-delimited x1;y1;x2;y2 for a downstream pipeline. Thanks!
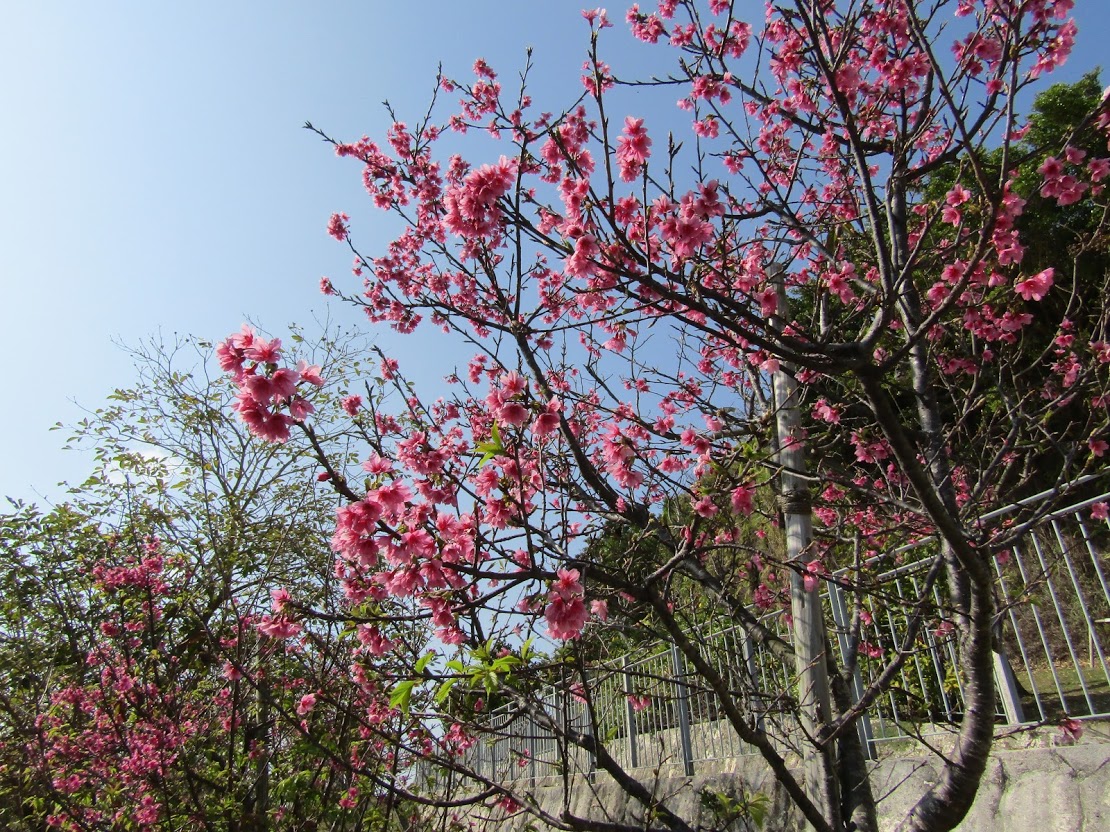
0;335;425;832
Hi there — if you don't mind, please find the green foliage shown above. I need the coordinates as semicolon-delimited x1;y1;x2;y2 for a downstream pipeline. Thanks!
699;786;771;831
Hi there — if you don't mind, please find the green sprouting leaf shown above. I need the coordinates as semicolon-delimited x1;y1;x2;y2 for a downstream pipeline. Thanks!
474;421;505;467
482;669;500;695
748;792;770;829
433;678;458;705
414;651;435;675
389;680;417;713
519;637;535;663
490;654;521;673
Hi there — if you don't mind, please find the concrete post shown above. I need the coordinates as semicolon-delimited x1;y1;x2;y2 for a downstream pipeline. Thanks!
670;644;696;776
771;267;837;826
622;659;640;769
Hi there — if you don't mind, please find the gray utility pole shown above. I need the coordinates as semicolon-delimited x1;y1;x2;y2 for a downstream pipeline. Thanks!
770;267;838;828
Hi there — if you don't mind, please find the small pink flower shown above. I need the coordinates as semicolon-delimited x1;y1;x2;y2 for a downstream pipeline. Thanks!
545;595;588;640
257;615;302;639
946;183;972;206
288;396;314;422
1059;717;1084;743
628;694;651;712
297;361;325;386
859;642;883;659
730;484;755;515
1091;502;1108;521
590;599;609;621
270;587;292;613
616;116;652;181
802;560;822;593
297;693;317;715
693;495;718;517
812;399;841;424
327;212;350;241
341;395;362;416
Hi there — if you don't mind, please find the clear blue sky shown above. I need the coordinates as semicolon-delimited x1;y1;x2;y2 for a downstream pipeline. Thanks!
2;2;1108;505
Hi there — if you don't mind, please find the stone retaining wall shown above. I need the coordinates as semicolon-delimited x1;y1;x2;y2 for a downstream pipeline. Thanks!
471;729;1110;831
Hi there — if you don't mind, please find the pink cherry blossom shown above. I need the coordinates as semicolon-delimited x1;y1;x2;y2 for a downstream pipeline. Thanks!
327;212;350;241
1059;717;1084;743
341;395;363;416
1014;268;1055;301
297;693;318;715
616;116;652;181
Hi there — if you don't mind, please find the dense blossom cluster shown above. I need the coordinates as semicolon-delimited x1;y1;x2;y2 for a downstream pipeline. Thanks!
25;540;208;831
218;324;325;442
227;0;1110;653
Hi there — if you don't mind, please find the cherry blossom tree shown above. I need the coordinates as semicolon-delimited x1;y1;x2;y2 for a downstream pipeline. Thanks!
218;3;1109;832
0;337;430;832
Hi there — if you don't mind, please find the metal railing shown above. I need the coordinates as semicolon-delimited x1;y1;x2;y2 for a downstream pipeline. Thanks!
467;486;1110;781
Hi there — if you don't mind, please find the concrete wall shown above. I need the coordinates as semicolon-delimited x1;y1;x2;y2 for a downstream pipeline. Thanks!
472;728;1110;831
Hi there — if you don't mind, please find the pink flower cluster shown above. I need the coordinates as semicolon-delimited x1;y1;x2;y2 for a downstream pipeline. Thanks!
545;568;588;640
616;116;652;182
217;325;325;443
257;586;303;640
443;155;517;241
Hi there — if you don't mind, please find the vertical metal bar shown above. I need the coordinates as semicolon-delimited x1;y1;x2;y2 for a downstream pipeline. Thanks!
1052;519;1110;680
1029;532;1096;712
932;582;966;709
892;575;946;723
527;711;536;786
622;662;639;769
743;626;766;739
992;553;1044;720
1011;540;1070;711
909;573;956;722
882;604;911;726
992;647;1028;725
827;581;876;759
1076;515;1110;601
583;673;597;782
669;643;695;776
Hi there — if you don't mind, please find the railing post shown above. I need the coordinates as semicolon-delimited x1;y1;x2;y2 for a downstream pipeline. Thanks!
585;681;597;782
670;644;695;776
743;628;766;738
993;645;1027;725
528;713;537;787
827;582;877;760
622;658;640;769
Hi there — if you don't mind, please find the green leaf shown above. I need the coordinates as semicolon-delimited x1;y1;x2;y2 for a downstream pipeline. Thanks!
414;651;435;675
491;654;520;673
519;637;535;662
390;680;417;713
474;421;506;467
433;678;458;705
748;793;770;829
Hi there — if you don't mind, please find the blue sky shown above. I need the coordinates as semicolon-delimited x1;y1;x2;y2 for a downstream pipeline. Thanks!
2;2;1108;505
